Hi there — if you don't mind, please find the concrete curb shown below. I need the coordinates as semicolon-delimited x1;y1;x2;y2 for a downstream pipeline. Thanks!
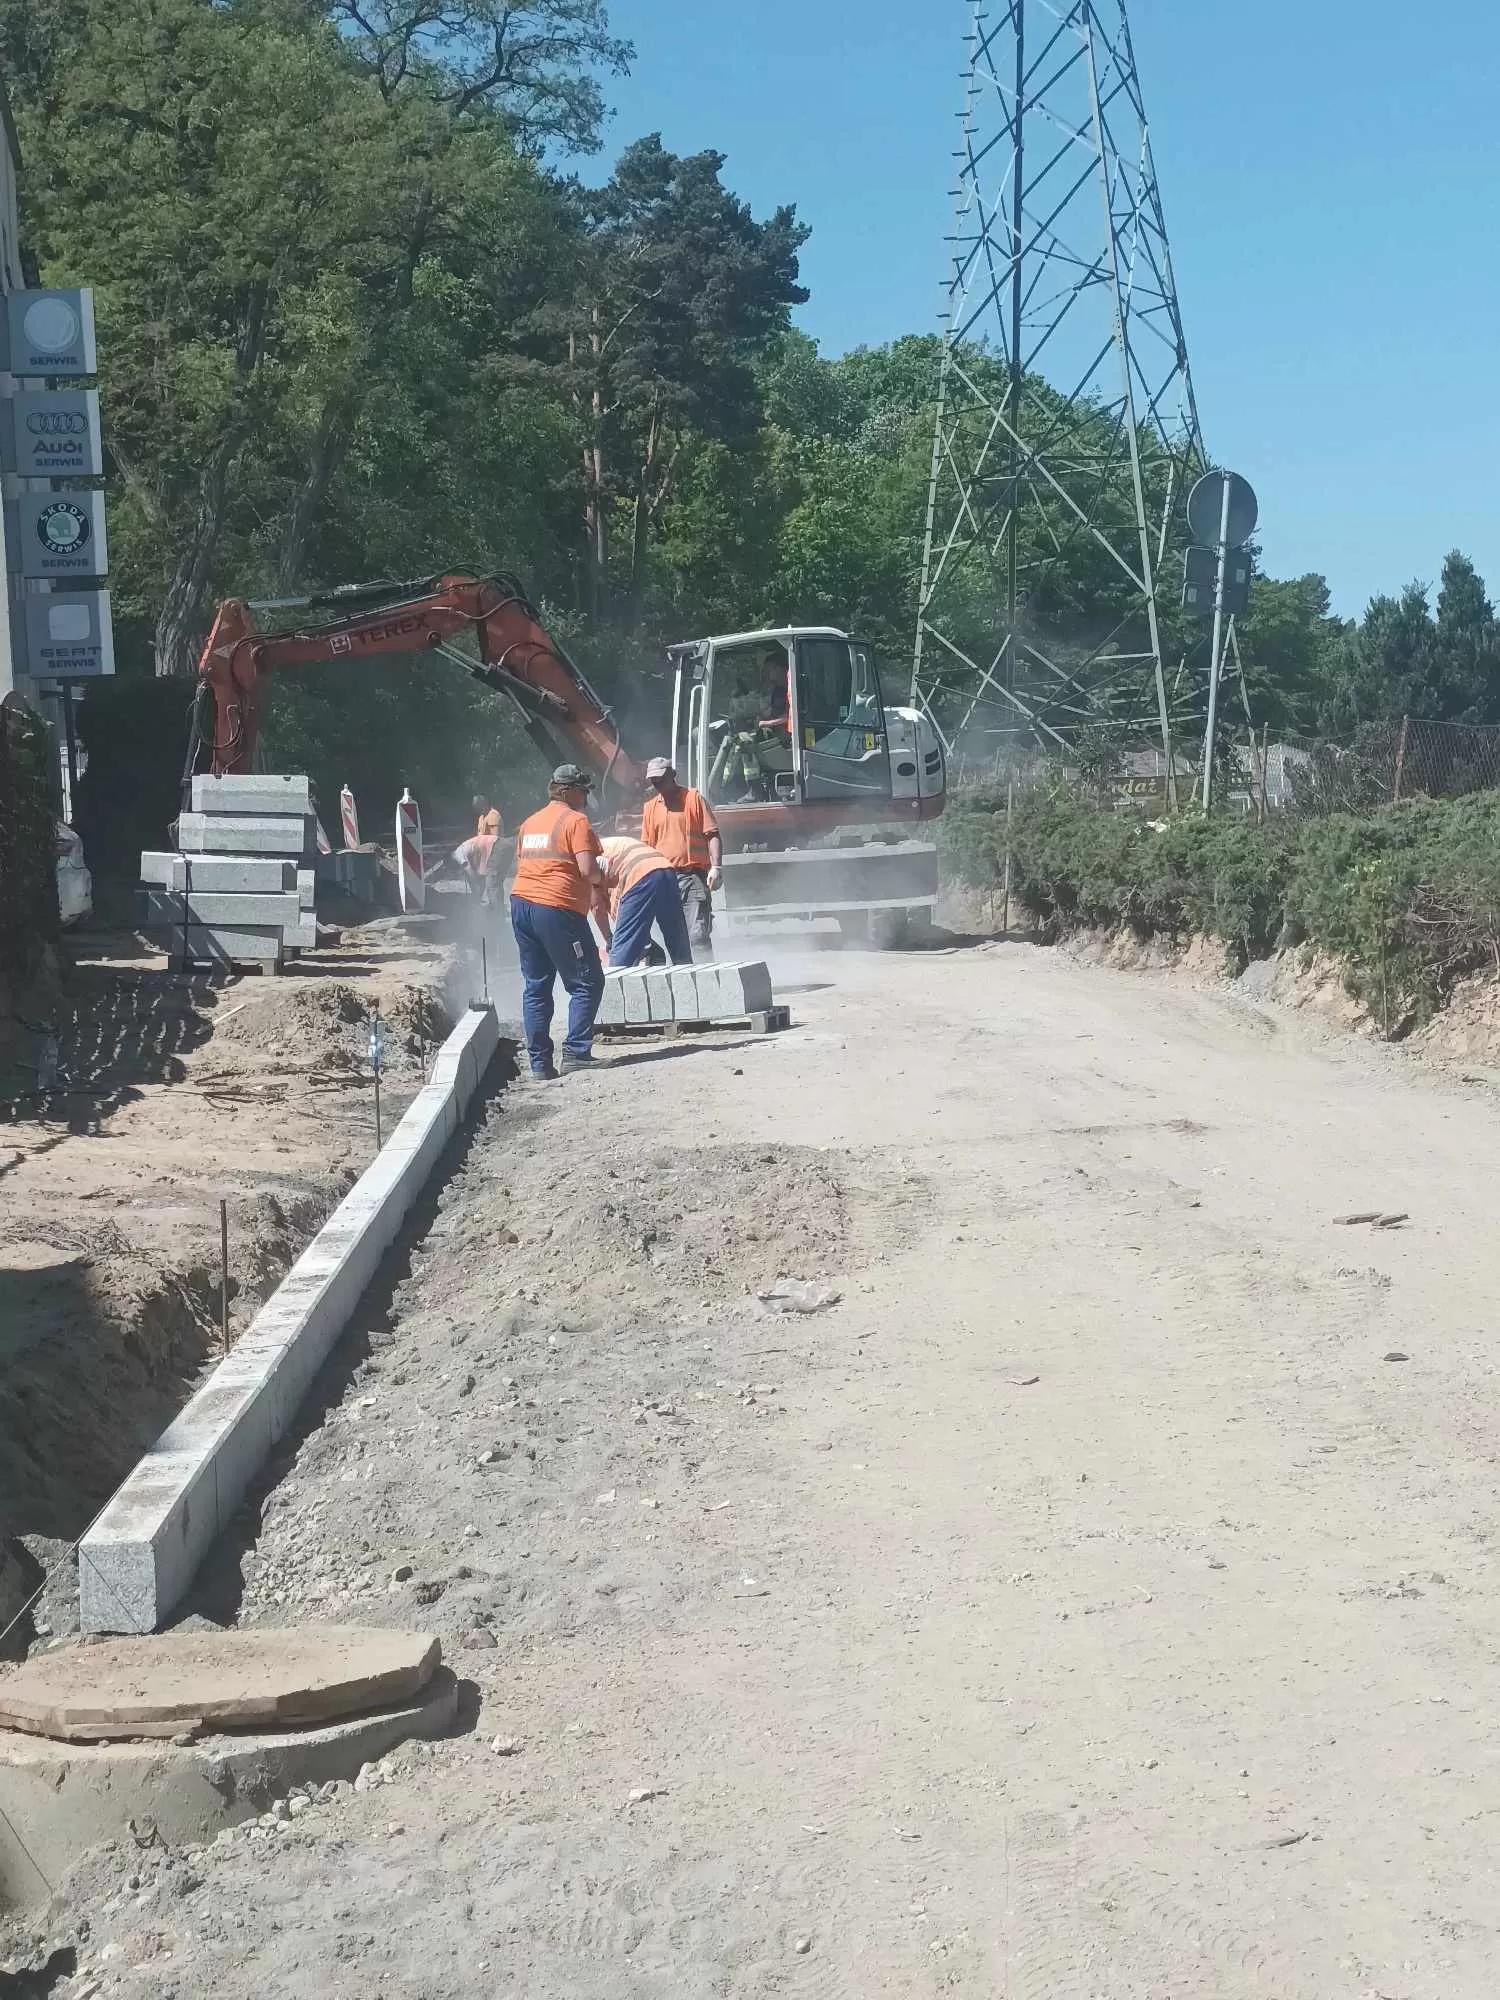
78;1004;502;1636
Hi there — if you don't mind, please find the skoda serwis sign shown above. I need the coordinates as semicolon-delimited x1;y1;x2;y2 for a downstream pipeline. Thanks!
10;490;108;578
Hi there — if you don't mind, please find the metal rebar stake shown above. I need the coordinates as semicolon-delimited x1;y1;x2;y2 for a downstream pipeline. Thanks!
219;1199;230;1355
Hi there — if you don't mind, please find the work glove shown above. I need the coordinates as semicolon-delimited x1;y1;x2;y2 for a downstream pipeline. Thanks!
706;866;723;891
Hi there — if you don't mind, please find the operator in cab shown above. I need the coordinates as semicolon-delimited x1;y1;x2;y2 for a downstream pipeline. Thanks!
759;645;792;741
594;834;694;968
640;757;722;955
509;764;605;1079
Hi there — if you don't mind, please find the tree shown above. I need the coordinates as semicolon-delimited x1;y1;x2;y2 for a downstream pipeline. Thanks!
1;0;580;672
327;0;631;148
1310;555;1500;732
567;135;808;631
1433;551;1500;721
1236;573;1347;733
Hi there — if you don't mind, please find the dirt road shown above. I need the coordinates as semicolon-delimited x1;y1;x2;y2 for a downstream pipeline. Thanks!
30;938;1500;1997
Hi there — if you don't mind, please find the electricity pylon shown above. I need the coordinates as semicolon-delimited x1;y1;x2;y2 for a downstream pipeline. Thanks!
914;0;1207;776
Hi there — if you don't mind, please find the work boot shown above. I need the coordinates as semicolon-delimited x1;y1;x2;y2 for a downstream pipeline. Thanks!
528;1063;559;1082
559;1051;593;1075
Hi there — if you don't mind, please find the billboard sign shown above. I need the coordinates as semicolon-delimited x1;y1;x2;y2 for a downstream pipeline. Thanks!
0;390;103;477
10;491;109;578
22;590;115;679
1;289;97;377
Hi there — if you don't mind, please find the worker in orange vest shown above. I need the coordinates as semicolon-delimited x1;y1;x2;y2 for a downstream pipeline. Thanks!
509;765;605;1078
595;834;694;968
640;756;723;954
472;793;503;838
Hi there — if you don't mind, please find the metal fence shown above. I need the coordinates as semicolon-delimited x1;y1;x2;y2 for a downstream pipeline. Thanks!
1264;718;1500;816
952;715;1500;821
0;696;59;992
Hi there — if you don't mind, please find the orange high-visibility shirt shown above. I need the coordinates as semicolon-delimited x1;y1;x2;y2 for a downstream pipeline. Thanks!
641;787;720;872
475;807;502;837
600;835;673;921
456;832;499;875
511;801;601;916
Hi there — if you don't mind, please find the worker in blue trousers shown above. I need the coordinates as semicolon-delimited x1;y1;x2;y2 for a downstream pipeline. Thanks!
509;765;606;1077
595;834;695;968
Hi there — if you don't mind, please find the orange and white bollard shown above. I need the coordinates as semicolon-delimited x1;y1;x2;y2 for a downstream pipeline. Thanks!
396;788;425;912
340;784;360;850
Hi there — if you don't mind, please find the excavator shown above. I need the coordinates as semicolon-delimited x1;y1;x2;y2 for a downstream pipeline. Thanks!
186;571;946;943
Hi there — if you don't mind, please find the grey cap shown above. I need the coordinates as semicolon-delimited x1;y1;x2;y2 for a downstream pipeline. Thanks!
645;756;674;779
551;763;594;791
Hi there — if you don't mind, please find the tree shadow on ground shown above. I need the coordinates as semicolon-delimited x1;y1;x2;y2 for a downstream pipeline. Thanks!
2;965;218;1134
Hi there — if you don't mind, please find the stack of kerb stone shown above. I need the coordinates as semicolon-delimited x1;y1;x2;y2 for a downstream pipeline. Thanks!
599;959;773;1026
140;774;319;971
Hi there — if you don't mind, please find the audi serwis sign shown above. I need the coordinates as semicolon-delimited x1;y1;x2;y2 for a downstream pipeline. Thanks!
0;390;103;477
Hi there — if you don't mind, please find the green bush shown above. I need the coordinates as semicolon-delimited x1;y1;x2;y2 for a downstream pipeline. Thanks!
941;783;1500;1030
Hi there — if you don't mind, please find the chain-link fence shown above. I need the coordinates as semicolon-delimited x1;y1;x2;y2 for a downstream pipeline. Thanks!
1265;718;1500;816
950;715;1500;821
0;698;60;995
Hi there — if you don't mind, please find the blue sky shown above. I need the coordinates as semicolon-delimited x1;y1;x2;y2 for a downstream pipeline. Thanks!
590;0;1500;619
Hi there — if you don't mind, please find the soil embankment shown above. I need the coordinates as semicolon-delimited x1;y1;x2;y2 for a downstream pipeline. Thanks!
0;918;462;1652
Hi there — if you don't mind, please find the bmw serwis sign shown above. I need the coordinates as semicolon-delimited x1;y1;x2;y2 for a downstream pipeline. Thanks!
0;289;98;376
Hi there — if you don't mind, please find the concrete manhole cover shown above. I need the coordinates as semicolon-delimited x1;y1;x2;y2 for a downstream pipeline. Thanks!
0;1626;440;1742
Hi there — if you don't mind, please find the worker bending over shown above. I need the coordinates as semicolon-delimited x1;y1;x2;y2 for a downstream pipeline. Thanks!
509;764;605;1078
596;835;694;968
451;793;505;900
640;756;722;954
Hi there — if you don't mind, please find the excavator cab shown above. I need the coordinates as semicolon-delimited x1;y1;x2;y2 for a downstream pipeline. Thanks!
671;626;934;816
667;625;946;944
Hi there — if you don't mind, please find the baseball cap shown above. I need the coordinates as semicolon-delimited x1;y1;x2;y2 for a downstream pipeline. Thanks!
645;756;674;779
551;763;594;790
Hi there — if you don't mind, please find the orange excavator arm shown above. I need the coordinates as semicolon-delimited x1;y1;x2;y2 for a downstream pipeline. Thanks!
191;572;646;802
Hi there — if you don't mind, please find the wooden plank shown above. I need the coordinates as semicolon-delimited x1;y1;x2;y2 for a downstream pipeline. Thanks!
597;1005;791;1041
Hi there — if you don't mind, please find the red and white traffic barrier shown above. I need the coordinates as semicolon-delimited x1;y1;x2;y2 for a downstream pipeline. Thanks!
340;784;360;850
396;788;425;912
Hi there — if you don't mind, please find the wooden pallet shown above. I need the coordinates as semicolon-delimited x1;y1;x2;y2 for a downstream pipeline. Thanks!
598;1004;791;1041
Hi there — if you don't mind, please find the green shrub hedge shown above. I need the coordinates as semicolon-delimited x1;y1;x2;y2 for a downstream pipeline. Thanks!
941;784;1500;1032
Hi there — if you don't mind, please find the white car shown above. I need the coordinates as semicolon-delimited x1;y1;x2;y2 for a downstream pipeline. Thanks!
55;821;92;927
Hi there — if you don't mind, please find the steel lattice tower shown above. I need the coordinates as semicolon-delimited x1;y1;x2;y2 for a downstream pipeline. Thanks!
914;0;1207;772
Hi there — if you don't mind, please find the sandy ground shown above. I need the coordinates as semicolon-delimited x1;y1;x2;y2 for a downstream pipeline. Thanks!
13;934;1500;1996
0;913;461;1639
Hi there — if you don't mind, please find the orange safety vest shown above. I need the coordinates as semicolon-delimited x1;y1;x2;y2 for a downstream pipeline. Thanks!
641;788;719;873
512;800;600;916
601;835;672;919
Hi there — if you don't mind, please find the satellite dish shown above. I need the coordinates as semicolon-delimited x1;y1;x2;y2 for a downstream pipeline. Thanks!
1187;470;1258;550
